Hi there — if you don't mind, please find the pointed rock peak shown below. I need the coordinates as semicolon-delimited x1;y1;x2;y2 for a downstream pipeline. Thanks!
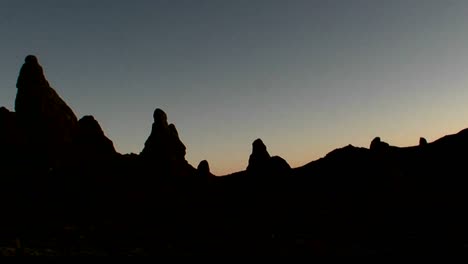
14;55;78;168
153;108;168;128
419;137;428;146
141;108;188;170
252;138;269;156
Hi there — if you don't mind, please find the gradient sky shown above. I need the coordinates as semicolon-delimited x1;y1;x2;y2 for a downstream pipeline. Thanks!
2;0;468;175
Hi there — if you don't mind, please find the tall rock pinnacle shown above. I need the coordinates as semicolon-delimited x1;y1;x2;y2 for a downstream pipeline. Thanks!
247;138;271;172
15;55;78;167
141;108;191;175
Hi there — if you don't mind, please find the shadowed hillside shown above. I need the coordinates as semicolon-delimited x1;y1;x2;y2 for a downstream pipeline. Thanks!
0;56;467;255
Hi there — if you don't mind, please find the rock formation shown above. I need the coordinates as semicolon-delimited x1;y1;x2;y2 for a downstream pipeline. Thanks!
197;160;213;177
246;138;291;177
370;137;389;152
246;139;271;172
75;115;116;163
268;156;292;174
419;137;428;146
14;55;78;167
140;108;192;175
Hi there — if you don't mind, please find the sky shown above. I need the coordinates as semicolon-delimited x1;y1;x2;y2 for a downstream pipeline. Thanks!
1;0;468;175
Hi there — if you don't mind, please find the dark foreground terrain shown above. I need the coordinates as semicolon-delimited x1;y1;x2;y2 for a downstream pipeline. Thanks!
1;56;467;255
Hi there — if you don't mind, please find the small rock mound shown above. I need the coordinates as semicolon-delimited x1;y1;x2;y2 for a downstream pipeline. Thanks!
419;137;428;146
370;137;389;151
268;156;292;174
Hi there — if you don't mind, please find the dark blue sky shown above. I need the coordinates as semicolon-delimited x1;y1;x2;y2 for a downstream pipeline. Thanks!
2;1;468;174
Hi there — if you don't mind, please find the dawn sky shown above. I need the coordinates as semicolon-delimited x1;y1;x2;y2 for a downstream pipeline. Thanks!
2;0;468;175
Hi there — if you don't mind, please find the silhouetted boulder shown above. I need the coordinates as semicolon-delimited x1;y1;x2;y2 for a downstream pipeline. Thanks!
14;55;78;167
370;137;380;150
419;137;428;146
370;137;389;152
247;139;271;172
141;108;193;175
75;115;116;163
197;160;213;177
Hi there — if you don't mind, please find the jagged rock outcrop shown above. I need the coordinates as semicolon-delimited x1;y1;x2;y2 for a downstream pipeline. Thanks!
14;55;78;167
247;139;271;172
75;115;116;163
370;137;389;152
141;108;192;175
419;137;428;146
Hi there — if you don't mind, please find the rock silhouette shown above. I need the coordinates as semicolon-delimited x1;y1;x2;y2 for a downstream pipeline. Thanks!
15;55;78;168
0;55;467;255
197;160;213;177
419;137;428;146
75;115;116;163
246;138;271;172
268;156;292;175
370;136;390;151
246;138;291;178
140;108;192;175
